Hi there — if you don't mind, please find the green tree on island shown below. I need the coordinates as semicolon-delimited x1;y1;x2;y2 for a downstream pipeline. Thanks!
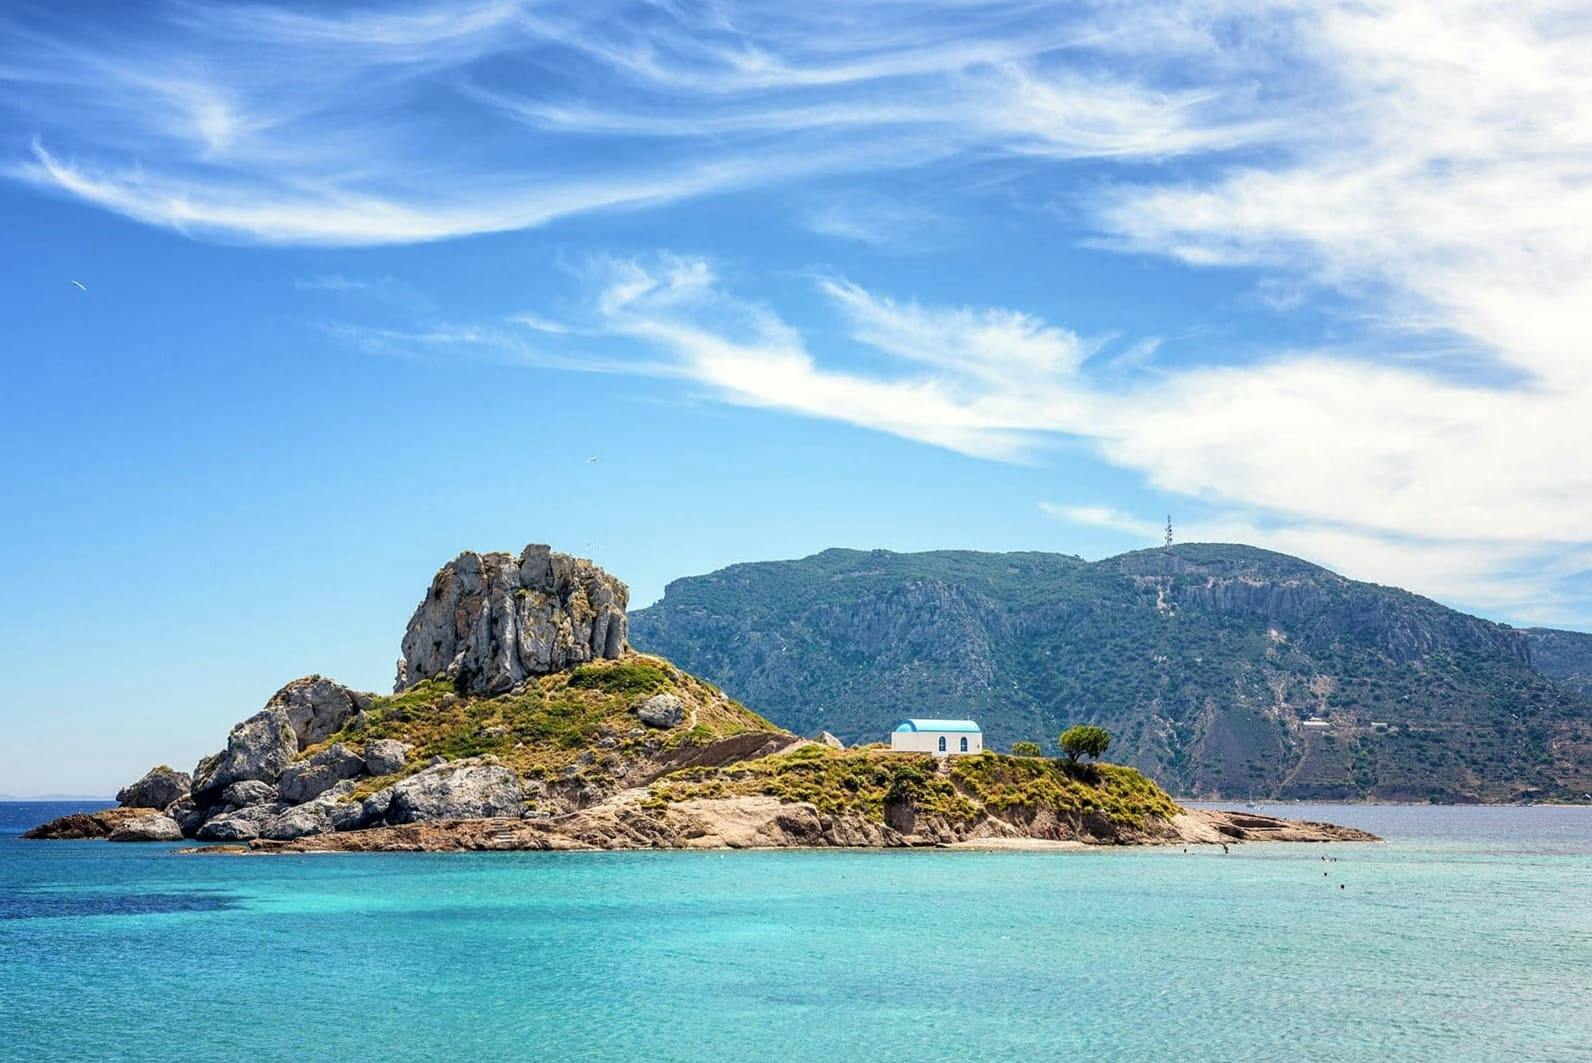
1059;725;1111;764
1010;741;1043;757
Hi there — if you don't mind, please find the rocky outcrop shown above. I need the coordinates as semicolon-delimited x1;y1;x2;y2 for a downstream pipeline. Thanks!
363;739;410;776
22;808;158;840
818;731;844;750
192;708;298;800
276;743;365;804
636;693;684;728
116;766;190;810
195;803;285;842
108;813;184;842
396;544;628;695
267;676;372;748
384;760;524;823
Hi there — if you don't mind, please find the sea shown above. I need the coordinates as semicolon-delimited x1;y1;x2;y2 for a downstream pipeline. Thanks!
2;801;1590;1062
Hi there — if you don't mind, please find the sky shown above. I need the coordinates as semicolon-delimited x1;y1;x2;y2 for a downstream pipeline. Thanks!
3;0;1591;794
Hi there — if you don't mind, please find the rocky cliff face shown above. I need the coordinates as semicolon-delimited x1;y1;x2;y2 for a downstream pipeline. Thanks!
631;545;1592;802
396;544;628;696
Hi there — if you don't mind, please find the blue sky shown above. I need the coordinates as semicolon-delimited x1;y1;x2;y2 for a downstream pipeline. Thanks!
3;0;1590;794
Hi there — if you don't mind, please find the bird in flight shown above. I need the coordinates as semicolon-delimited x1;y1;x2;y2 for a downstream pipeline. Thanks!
71;280;87;291
586;456;599;463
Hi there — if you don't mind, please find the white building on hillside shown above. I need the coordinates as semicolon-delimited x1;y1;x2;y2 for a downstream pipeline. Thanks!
891;719;983;756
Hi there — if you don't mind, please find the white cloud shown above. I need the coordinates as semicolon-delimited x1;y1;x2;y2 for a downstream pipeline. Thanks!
489;251;1592;621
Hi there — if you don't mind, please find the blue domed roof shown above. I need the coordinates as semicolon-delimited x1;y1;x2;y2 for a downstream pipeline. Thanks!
893;719;981;733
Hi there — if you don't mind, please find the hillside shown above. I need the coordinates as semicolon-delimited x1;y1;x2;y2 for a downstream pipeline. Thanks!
630;545;1592;802
1524;627;1592;696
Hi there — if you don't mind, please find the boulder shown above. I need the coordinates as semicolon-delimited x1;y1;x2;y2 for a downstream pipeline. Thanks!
637;693;685;728
818;731;845;750
360;788;395;825
221;780;278;807
267;675;372;749
108;813;184;842
387;761;523;823
195;804;284;842
192;708;298;800
116;766;191;810
396;544;628;695
363;739;411;776
277;743;366;804
260;803;333;841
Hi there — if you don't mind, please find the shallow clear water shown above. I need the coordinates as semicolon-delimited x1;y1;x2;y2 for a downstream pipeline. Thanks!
3;801;1590;1062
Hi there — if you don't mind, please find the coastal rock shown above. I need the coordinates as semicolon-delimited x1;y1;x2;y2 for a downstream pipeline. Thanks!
221;780;278;807
267;675;372;749
276;743;366;804
192;708;298;800
115;766;191;810
636;693;684;728
166;796;205;836
108;813;184;842
22;808;156;840
818;731;845;750
396;544;628;696
260;803;332;841
195;803;284;842
360;788;394;825
363;739;411;776
387;761;523;823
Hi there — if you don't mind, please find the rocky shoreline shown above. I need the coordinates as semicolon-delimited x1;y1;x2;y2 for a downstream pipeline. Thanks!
188;799;1374;854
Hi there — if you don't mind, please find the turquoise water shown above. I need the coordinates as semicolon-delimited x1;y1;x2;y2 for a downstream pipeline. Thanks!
3;802;1591;1062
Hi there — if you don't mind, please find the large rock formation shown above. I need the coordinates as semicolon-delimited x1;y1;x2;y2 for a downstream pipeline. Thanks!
116;766;190;810
268;676;372;748
191;708;299;801
395;544;628;696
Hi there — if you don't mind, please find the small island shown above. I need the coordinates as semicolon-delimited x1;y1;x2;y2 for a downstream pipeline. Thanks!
26;544;1376;853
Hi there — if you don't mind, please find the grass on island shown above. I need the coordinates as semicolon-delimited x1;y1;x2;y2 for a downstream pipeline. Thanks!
647;744;1182;830
298;655;783;797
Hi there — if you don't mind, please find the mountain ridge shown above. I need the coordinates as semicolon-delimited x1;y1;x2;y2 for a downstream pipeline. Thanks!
630;543;1592;802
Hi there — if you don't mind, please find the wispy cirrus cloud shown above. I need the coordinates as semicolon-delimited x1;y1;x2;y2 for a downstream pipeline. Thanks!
0;1;1260;244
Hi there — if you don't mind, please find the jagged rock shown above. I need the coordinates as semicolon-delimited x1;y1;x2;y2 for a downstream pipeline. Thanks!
192;708;298;800
637;693;684;728
195;803;284;842
221;780;278;807
396;544;628;696
387;761;523;823
116;766;191;810
166;796;205;836
108;813;184;842
260;803;332;840
267;676;372;749
363;739;411;776
277;743;366;805
360;788;394;825
818;731;845;750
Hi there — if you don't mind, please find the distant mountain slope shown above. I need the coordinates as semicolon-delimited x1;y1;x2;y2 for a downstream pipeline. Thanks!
630;545;1592;802
1523;627;1592;696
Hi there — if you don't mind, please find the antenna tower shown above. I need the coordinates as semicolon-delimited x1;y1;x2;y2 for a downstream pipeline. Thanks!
1164;515;1173;550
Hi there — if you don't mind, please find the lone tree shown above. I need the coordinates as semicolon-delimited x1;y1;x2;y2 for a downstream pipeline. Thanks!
1011;741;1043;757
1059;725;1111;764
